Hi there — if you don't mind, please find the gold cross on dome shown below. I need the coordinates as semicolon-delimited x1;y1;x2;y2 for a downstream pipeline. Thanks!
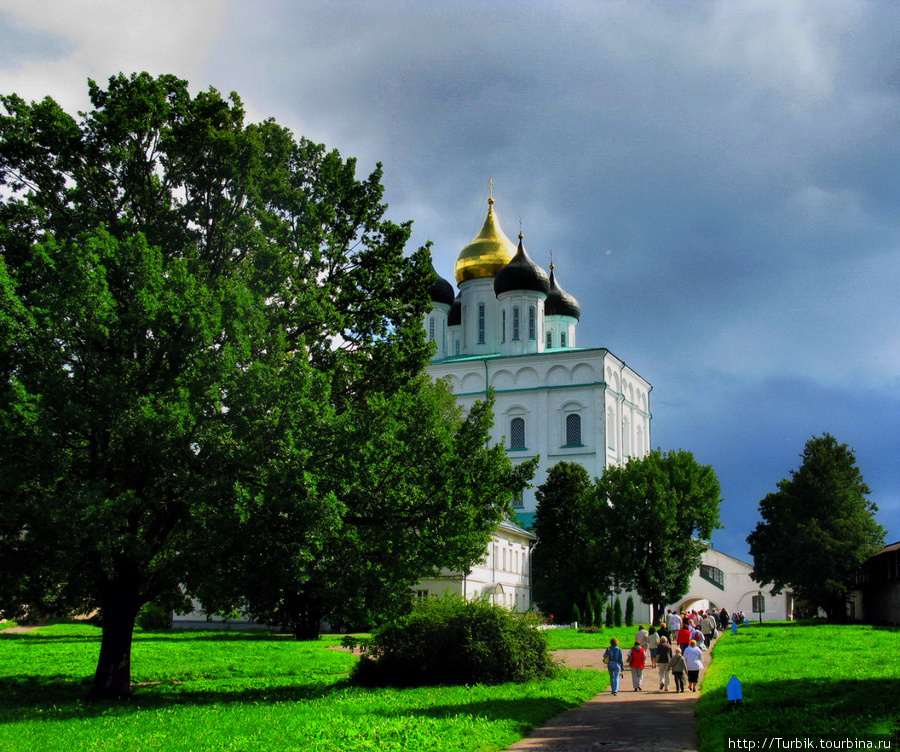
488;177;493;200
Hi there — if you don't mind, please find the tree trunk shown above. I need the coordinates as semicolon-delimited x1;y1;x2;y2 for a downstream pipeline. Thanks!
92;587;142;700
286;591;322;641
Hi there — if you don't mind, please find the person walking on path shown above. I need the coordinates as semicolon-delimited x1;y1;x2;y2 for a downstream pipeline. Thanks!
647;626;660;667
669;647;687;693
603;637;625;696
683;639;704;692
676;623;692;653
626;641;646;691
634;625;649;652
656;635;673;691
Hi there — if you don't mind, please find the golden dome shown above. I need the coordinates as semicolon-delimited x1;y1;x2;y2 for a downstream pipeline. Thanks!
454;198;517;283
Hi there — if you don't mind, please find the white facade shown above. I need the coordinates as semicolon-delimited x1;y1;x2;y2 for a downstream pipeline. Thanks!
670;547;793;623
427;348;651;518
416;520;536;612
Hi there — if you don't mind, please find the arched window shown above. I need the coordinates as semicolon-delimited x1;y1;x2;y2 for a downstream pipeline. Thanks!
428;315;435;342
565;413;582;446
607;406;616;450
560;331;567;348
512;306;520;340
510;417;526;449
546;331;552;349
513;490;524;508
501;309;506;343
528;305;536;340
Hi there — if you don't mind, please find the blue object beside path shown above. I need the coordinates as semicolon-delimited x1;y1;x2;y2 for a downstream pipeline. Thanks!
727;675;743;701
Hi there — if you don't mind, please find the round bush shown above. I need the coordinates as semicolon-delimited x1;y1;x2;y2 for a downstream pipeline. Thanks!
350;596;557;687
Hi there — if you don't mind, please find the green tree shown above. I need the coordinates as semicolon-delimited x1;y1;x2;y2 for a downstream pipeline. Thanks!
597;449;723;622
613;596;622;627
200;383;534;639
747;434;885;621
625;594;634;627
0;73;531;698
604;599;613;628
532;462;609;623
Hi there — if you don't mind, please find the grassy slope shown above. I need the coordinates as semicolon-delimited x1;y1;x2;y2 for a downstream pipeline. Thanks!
0;624;604;752
698;622;900;749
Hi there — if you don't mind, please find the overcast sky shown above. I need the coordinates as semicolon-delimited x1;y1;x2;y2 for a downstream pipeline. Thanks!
3;0;898;562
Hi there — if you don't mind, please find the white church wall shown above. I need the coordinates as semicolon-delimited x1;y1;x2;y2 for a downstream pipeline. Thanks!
668;548;792;623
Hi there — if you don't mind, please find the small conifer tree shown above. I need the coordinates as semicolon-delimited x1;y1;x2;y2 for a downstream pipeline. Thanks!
625;595;635;626
613;597;623;627
604;600;614;628
571;602;581;626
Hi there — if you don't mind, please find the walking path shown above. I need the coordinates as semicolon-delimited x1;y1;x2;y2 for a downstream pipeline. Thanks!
504;644;714;752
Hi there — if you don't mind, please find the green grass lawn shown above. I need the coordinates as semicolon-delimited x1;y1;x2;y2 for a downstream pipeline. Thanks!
0;623;604;752
698;622;900;749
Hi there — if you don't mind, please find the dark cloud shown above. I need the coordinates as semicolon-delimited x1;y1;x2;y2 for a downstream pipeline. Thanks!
4;0;898;561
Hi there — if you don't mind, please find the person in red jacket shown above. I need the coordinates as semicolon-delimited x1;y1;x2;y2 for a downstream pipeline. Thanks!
626;641;646;691
676;624;692;653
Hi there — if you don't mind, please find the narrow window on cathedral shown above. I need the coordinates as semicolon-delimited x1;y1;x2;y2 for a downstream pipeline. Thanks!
607;406;616;450
513;490;524;508
501;309;506;343
560;331;567;348
510;417;526;449
512;307;520;340
442;320;446;352
428;316;435;342
546;331;552;349
477;302;485;344
528;306;536;340
462;306;468;348
455;339;461;356
565;413;582;446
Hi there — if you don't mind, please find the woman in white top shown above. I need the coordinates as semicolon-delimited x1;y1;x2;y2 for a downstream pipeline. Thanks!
682;639;704;692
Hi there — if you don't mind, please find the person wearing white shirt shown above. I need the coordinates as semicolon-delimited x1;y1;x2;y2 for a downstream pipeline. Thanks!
683;640;704;692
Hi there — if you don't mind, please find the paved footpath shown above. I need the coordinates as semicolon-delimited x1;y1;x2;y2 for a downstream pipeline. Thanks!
504;644;714;752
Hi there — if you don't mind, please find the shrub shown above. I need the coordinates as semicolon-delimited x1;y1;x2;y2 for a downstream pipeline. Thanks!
136;601;172;630
625;595;634;627
350;596;558;687
571;602;581;626
585;592;595;628
577;625;603;633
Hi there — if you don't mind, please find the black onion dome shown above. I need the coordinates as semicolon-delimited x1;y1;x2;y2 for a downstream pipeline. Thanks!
447;293;462;326
545;266;581;320
428;260;455;306
493;234;551;297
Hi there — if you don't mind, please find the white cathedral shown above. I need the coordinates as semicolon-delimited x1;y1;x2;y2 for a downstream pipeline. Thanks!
416;193;652;612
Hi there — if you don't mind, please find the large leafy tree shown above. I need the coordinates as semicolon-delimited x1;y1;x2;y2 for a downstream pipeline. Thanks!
747;433;885;621
199;381;535;639
0;73;529;698
596;449;723;621
532;462;611;622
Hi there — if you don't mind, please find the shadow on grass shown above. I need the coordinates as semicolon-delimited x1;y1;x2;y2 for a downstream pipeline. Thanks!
698;676;900;738
0;675;351;722
379;696;581;734
0;674;587;736
0;630;305;644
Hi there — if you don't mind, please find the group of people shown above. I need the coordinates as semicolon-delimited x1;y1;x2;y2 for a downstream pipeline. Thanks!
602;607;730;696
